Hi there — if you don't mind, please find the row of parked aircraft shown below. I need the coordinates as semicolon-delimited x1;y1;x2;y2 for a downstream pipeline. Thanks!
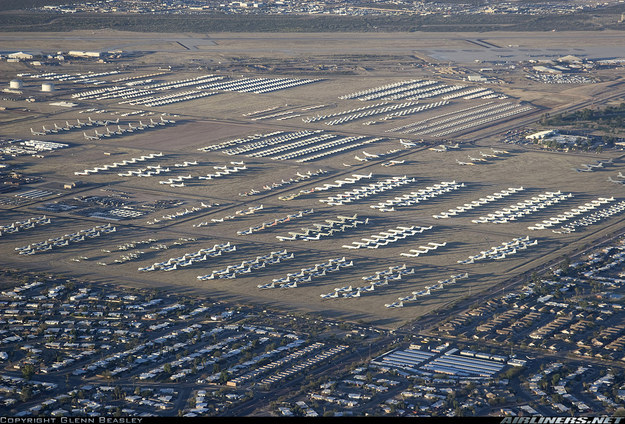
433;187;524;219
456;148;509;165
350;149;403;165
400;241;447;257
146;202;217;225
339;79;436;101
321;264;415;300
457;236;538;264
574;158;613;173
31;117;114;136
553;200;625;234
240;169;327;197
0;215;51;237
607;171;625;184
74;152;164;176
82;117;176;141
200;129;288;152
388;272;469;308
429;143;460;153
320;176;417;206
118;160;198;178
420;103;533;138
193;205;264;227
279;173;372;201
304;100;419;125
237;209;314;236
138;242;236;272
158;162;247;187
371;181;465;212
215;129;320;156
527;197;615;230
15;224;116;255
471;191;573;224
199;162;247;180
197;249;294;280
276;214;369;241
343;225;432;250
259;257;353;290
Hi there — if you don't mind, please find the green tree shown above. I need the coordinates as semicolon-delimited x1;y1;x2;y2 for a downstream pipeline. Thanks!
113;386;124;400
21;364;35;380
20;386;33;402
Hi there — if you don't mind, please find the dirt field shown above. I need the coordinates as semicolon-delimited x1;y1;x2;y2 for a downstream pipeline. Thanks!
1;30;625;328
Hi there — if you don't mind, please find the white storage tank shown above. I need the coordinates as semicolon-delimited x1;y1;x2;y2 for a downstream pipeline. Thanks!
41;82;55;92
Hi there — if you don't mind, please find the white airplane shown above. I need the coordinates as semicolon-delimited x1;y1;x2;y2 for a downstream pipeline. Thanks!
400;140;417;148
362;151;379;158
617;172;625;179
335;285;352;293
31;128;46;136
480;151;497;158
468;155;487;162
384;301;403;308
83;132;99;141
608;177;625;185
492;148;508;154
456;159;474;166
429;146;447;152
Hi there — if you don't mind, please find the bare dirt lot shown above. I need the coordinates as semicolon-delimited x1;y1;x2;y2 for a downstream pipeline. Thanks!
2;30;625;328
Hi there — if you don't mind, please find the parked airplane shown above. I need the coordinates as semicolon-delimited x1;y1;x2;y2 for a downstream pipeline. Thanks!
456;159;474;165
480;151;497;158
83;132;99;141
